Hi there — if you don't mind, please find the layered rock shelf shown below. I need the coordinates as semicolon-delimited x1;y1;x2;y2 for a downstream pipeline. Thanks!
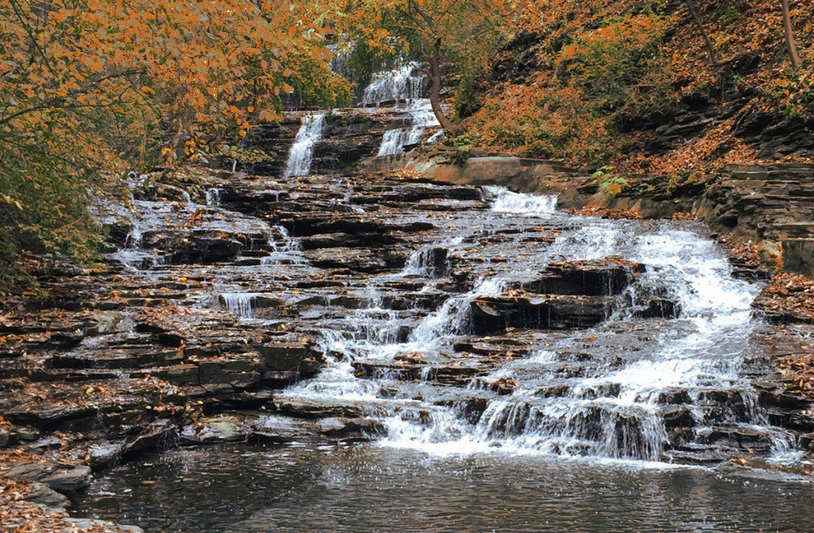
2;165;814;520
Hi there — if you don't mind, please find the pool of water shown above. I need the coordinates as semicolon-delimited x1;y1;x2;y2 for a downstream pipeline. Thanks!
74;443;812;532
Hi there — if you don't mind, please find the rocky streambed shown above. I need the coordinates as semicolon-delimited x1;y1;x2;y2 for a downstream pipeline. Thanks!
2;166;814;531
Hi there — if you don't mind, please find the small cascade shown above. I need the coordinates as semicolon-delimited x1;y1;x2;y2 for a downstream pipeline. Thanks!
262;225;306;265
205;188;222;207
401;238;459;278
360;62;441;157
484;186;559;216
285;113;326;178
377;100;440;157
220;293;256;319
362;62;425;106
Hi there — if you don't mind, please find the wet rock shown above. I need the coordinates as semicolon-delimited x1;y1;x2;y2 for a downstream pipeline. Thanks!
521;259;642;296
459;397;490;424
89;441;125;471
698;426;774;452
661;406;695;430
259;336;325;379
26;482;71;509
0;427;9;448
6;405;98;431
122;419;178;459
318;417;385;440
477;377;519;395
181;416;248;444
167;236;244;264
43;465;92;495
65;518;144;533
273;397;370;419
470;294;613;334
251;415;316;444
647;388;692;405
633;298;681;319
535;384;570;398
7;463;91;495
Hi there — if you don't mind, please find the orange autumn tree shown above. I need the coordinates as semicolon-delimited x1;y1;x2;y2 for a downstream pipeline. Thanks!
0;0;346;287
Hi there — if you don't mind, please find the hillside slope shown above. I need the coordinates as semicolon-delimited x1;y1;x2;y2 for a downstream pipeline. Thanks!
458;0;813;178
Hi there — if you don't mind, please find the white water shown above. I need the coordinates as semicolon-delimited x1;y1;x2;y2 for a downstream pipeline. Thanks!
206;188;222;207
262;225;306;266
221;293;257;319
285;113;326;178
362;63;441;157
484;185;559;216
362;62;425;106
280;187;798;466
378;99;441;157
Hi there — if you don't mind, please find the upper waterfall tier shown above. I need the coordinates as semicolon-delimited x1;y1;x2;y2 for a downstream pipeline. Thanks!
362;62;426;106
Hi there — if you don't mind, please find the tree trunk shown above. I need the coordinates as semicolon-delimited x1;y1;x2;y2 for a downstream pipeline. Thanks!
685;0;720;70
428;43;456;134
782;0;802;70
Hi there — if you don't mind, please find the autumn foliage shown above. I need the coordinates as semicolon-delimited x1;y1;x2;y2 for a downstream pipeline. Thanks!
461;0;813;176
0;0;349;288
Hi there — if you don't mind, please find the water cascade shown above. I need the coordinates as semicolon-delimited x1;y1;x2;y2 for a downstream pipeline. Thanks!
220;293;257;319
205;188;222;207
362;63;441;157
284;113;326;177
362;62;425;106
279;186;800;466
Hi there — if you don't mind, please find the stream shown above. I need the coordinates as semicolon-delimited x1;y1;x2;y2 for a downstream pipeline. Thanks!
64;63;814;531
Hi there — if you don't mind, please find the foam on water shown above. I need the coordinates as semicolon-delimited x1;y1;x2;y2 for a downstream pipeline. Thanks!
484;186;558;217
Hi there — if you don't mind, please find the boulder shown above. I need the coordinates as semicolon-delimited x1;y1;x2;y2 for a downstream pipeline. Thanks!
122;419;178;459
89;441;125;471
26;482;71;509
181;416;248;445
317;417;385;440
7;463;91;495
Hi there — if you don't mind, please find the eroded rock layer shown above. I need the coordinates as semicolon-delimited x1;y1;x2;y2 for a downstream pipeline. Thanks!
2;167;814;511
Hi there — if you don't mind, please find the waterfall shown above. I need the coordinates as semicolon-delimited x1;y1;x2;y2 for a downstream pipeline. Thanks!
261;225;306;266
362;62;425;106
274;185;799;466
284;113;326;178
361;63;441;157
205;188;222;207
484;186;559;216
377;99;441;157
220;293;256;319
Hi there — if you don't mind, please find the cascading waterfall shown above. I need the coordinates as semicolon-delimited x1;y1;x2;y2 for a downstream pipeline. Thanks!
378;100;441;157
205;188;222;207
362;62;441;157
262;225;306;265
279;185;801;466
221;293;257;319
362;62;425;106
284;113;326;178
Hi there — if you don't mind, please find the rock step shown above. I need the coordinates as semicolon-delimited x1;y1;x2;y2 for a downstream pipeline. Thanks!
518;259;643;296
469;294;617;335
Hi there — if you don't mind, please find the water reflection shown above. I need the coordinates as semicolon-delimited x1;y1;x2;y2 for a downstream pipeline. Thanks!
75;444;811;532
